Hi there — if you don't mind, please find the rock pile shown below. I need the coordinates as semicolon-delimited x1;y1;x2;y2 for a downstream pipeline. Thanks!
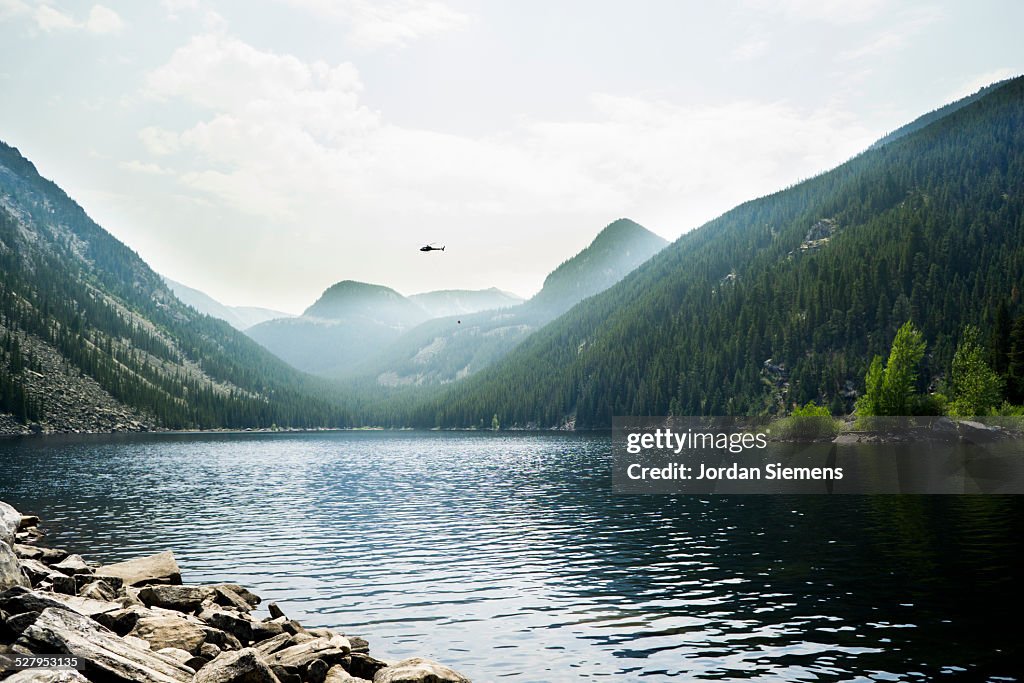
0;501;471;683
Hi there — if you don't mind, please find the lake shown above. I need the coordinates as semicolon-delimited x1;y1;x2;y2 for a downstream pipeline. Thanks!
1;431;1022;681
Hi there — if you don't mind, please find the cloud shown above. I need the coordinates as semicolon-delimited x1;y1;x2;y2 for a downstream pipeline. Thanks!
138;33;874;236
742;0;891;24
6;2;125;34
120;160;173;175
732;39;769;61
84;4;123;33
279;0;469;49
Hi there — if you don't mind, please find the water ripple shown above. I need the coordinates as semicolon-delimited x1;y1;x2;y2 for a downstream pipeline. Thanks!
1;431;1023;682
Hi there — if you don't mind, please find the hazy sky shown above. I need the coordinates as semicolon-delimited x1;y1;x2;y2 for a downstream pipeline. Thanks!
1;1;1021;312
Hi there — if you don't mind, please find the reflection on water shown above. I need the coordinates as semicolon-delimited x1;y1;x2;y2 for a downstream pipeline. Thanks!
1;431;1022;681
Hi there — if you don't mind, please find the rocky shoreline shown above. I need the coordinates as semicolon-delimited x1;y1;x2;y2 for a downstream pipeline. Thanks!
0;501;471;683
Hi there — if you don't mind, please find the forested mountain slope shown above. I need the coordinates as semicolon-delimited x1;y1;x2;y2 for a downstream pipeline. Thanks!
410;76;1024;428
0;141;344;431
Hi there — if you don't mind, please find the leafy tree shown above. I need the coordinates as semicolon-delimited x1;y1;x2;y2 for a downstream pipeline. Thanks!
948;325;1003;416
856;321;926;416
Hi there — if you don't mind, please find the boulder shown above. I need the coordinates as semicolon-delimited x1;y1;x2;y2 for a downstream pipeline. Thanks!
78;579;118;602
44;591;123;618
18;557;60;587
0;542;30;590
18;607;194;682
251;618;286;642
266;635;350;672
18;515;39;530
193;647;282;683
348;653;390;681
13;544;43;561
267;602;286;620
213;585;254;612
138;584;216;612
211;583;261;607
373;658;471;683
52;555;92;576
199;606;255;644
0;586;69;615
307;658;330;683
129;614;208;654
99;551;181;587
0;501;21;547
326;665;373;683
156;646;195;664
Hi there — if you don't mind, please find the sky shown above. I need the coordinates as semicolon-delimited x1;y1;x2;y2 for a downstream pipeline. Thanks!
0;1;1022;313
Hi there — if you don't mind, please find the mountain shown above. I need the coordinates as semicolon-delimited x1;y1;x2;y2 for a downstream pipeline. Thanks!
0;140;345;432
355;219;668;386
245;281;429;376
406;76;1024;428
409;288;523;318
163;276;292;330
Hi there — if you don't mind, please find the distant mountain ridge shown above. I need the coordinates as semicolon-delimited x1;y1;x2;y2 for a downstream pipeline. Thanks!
353;218;669;387
163;276;292;330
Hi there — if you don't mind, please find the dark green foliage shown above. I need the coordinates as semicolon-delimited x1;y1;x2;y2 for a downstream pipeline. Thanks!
948;325;1002;416
855;321;927;416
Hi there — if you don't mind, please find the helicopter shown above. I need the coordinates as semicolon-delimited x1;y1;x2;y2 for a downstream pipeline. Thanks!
419;243;445;252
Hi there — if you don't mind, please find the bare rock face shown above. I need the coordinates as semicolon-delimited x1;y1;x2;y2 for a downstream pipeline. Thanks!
0;543;30;590
99;551;181;587
0;502;21;547
373;658;472;683
193;647;283;683
18;607;195;682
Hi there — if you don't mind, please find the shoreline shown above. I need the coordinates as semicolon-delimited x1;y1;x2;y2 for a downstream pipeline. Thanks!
0;500;472;683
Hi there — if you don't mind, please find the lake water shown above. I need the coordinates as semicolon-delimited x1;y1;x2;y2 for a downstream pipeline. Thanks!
1;431;1022;681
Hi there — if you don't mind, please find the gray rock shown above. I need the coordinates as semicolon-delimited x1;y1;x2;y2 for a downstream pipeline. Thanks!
266;635;350;671
193;647;282;683
44;591;122;618
0;543;30;590
308;658;330;683
0;501;21;547
18;607;194;682
348;653;390;681
129;614;208;654
52;555;91;577
252;632;293;657
156;646;195;664
18;515;39;530
78;579;117;602
213;585;254;612
326;665;373;683
0;586;69;615
201;642;223;659
251;618;286;642
13;544;43;561
199;606;254;644
99;551;181;587
138;584;216;612
211;583;261;607
18;557;60;586
267;602;286;620
51;574;77;595
373;658;471;683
